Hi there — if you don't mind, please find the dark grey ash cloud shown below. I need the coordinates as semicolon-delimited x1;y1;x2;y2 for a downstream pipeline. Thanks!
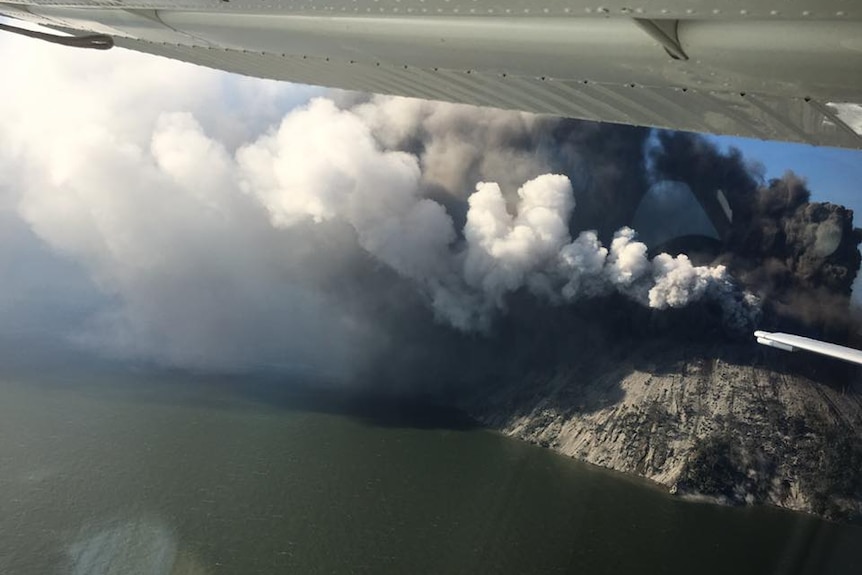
651;132;862;335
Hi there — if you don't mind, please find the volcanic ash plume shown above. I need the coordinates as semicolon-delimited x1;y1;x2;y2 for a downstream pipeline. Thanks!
237;99;757;332
651;132;862;333
0;38;849;374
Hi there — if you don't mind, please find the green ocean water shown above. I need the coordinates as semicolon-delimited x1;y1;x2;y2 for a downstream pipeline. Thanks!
0;374;859;574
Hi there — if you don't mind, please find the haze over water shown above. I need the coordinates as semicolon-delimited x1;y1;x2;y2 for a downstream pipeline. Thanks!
0;372;859;575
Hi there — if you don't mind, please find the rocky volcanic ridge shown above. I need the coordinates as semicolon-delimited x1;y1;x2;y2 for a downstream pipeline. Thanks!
463;344;862;522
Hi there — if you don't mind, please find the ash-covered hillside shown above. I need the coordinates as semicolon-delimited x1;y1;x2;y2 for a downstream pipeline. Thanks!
455;297;862;522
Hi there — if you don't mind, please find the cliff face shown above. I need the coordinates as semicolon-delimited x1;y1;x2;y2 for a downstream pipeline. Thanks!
461;342;862;521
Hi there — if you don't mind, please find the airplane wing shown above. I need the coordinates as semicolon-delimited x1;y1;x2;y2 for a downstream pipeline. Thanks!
1;0;861;149
754;331;862;366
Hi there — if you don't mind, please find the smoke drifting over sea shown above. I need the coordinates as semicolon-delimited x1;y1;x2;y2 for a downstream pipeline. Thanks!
1;37;859;379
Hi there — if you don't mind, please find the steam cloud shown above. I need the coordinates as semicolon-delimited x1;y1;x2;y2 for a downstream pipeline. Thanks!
0;34;856;377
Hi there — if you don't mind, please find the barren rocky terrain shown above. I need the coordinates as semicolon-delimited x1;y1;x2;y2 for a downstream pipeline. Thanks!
461;338;862;521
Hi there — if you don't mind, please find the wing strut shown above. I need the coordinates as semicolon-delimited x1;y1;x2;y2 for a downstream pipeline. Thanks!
0;20;112;50
754;331;862;366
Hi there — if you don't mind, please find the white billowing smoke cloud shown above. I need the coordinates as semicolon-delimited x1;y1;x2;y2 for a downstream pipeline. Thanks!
0;32;754;375
0;33;375;377
237;99;455;284
458;194;752;329
462;176;575;313
464;176;574;300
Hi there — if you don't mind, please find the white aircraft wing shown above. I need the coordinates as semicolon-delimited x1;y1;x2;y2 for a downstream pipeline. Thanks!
754;331;862;366
1;0;861;149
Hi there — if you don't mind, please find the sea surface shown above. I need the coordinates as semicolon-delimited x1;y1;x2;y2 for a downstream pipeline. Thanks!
0;372;859;574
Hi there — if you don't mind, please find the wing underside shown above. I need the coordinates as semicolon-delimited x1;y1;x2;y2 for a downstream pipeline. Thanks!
2;0;861;148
